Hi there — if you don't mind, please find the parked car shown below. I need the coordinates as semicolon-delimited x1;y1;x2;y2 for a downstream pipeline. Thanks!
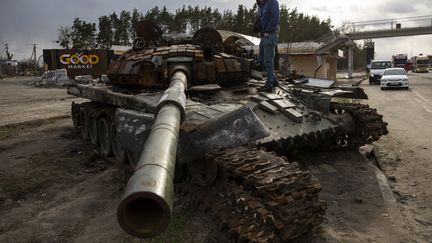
380;68;409;90
369;60;392;85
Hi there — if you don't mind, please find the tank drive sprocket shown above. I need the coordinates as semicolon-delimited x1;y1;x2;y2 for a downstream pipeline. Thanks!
328;102;388;149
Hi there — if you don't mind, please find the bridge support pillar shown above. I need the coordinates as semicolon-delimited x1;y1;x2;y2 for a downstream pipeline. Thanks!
348;42;354;79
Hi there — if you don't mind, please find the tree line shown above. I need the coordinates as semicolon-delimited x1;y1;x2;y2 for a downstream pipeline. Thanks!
56;5;333;50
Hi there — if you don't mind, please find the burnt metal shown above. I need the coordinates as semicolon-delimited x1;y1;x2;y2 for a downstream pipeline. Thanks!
66;21;388;241
192;27;223;58
179;146;325;242
134;20;163;43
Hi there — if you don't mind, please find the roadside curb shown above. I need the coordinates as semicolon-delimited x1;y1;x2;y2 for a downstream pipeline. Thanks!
372;165;398;207
364;148;411;241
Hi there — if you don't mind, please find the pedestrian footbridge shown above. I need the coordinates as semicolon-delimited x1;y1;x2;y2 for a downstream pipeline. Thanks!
315;15;432;77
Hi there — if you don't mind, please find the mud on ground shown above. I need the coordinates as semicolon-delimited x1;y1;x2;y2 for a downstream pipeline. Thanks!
0;118;225;243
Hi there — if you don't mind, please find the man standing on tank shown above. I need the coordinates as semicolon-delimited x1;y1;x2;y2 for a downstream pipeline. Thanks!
256;0;280;92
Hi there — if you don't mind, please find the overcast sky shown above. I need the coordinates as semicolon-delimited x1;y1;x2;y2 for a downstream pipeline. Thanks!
1;0;431;61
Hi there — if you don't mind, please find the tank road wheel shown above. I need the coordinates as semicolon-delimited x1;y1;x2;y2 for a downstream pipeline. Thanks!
79;107;89;140
71;102;80;129
88;112;99;145
188;160;218;186
335;134;350;147
97;117;112;156
110;123;127;163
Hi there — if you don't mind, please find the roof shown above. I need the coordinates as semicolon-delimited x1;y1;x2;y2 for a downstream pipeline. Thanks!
0;60;18;65
385;67;405;70
372;60;392;62
111;45;131;55
278;42;322;54
413;55;429;59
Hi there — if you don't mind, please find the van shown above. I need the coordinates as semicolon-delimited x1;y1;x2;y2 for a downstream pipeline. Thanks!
369;60;392;85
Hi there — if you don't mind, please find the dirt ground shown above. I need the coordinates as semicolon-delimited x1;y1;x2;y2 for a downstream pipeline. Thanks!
0;77;88;127
0;75;431;242
0;117;228;243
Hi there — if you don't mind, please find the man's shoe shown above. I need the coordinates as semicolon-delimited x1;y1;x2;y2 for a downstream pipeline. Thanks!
273;80;280;87
257;85;273;92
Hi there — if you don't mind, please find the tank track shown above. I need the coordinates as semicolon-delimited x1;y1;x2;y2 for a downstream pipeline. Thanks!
328;102;388;149
178;146;325;242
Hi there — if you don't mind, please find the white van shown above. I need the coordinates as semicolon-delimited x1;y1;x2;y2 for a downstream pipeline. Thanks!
369;60;392;85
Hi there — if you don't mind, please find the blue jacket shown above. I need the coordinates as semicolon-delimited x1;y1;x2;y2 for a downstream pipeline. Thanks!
258;0;280;34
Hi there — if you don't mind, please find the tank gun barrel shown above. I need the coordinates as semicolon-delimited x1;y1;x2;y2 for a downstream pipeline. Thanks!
117;70;187;237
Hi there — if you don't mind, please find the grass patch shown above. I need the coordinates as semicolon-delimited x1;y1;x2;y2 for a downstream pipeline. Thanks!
0;126;18;140
118;206;194;243
148;207;193;243
0;176;44;200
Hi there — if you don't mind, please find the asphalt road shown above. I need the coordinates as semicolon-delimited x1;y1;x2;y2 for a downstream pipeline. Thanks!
406;72;432;113
361;71;432;242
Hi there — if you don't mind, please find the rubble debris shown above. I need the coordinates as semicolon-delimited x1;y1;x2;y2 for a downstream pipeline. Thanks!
33;69;73;87
31;69;111;88
83;160;107;173
75;75;95;84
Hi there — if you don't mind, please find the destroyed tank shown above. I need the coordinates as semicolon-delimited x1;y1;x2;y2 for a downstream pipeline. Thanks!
67;21;388;242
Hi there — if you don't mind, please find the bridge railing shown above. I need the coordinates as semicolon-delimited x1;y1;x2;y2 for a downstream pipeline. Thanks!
343;15;432;33
314;15;432;50
315;27;345;44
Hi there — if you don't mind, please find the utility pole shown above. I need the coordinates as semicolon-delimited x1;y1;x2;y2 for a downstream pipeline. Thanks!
0;44;5;59
0;44;5;79
347;40;354;79
410;42;413;58
30;44;38;72
5;44;8;58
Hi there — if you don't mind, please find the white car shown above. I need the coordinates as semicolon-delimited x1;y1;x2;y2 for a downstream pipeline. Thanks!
380;68;409;90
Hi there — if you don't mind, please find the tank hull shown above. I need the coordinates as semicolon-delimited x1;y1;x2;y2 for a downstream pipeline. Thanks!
66;22;388;242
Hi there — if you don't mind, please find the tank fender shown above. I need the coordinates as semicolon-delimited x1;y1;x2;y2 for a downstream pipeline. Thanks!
114;105;270;165
177;105;270;163
113;108;154;158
